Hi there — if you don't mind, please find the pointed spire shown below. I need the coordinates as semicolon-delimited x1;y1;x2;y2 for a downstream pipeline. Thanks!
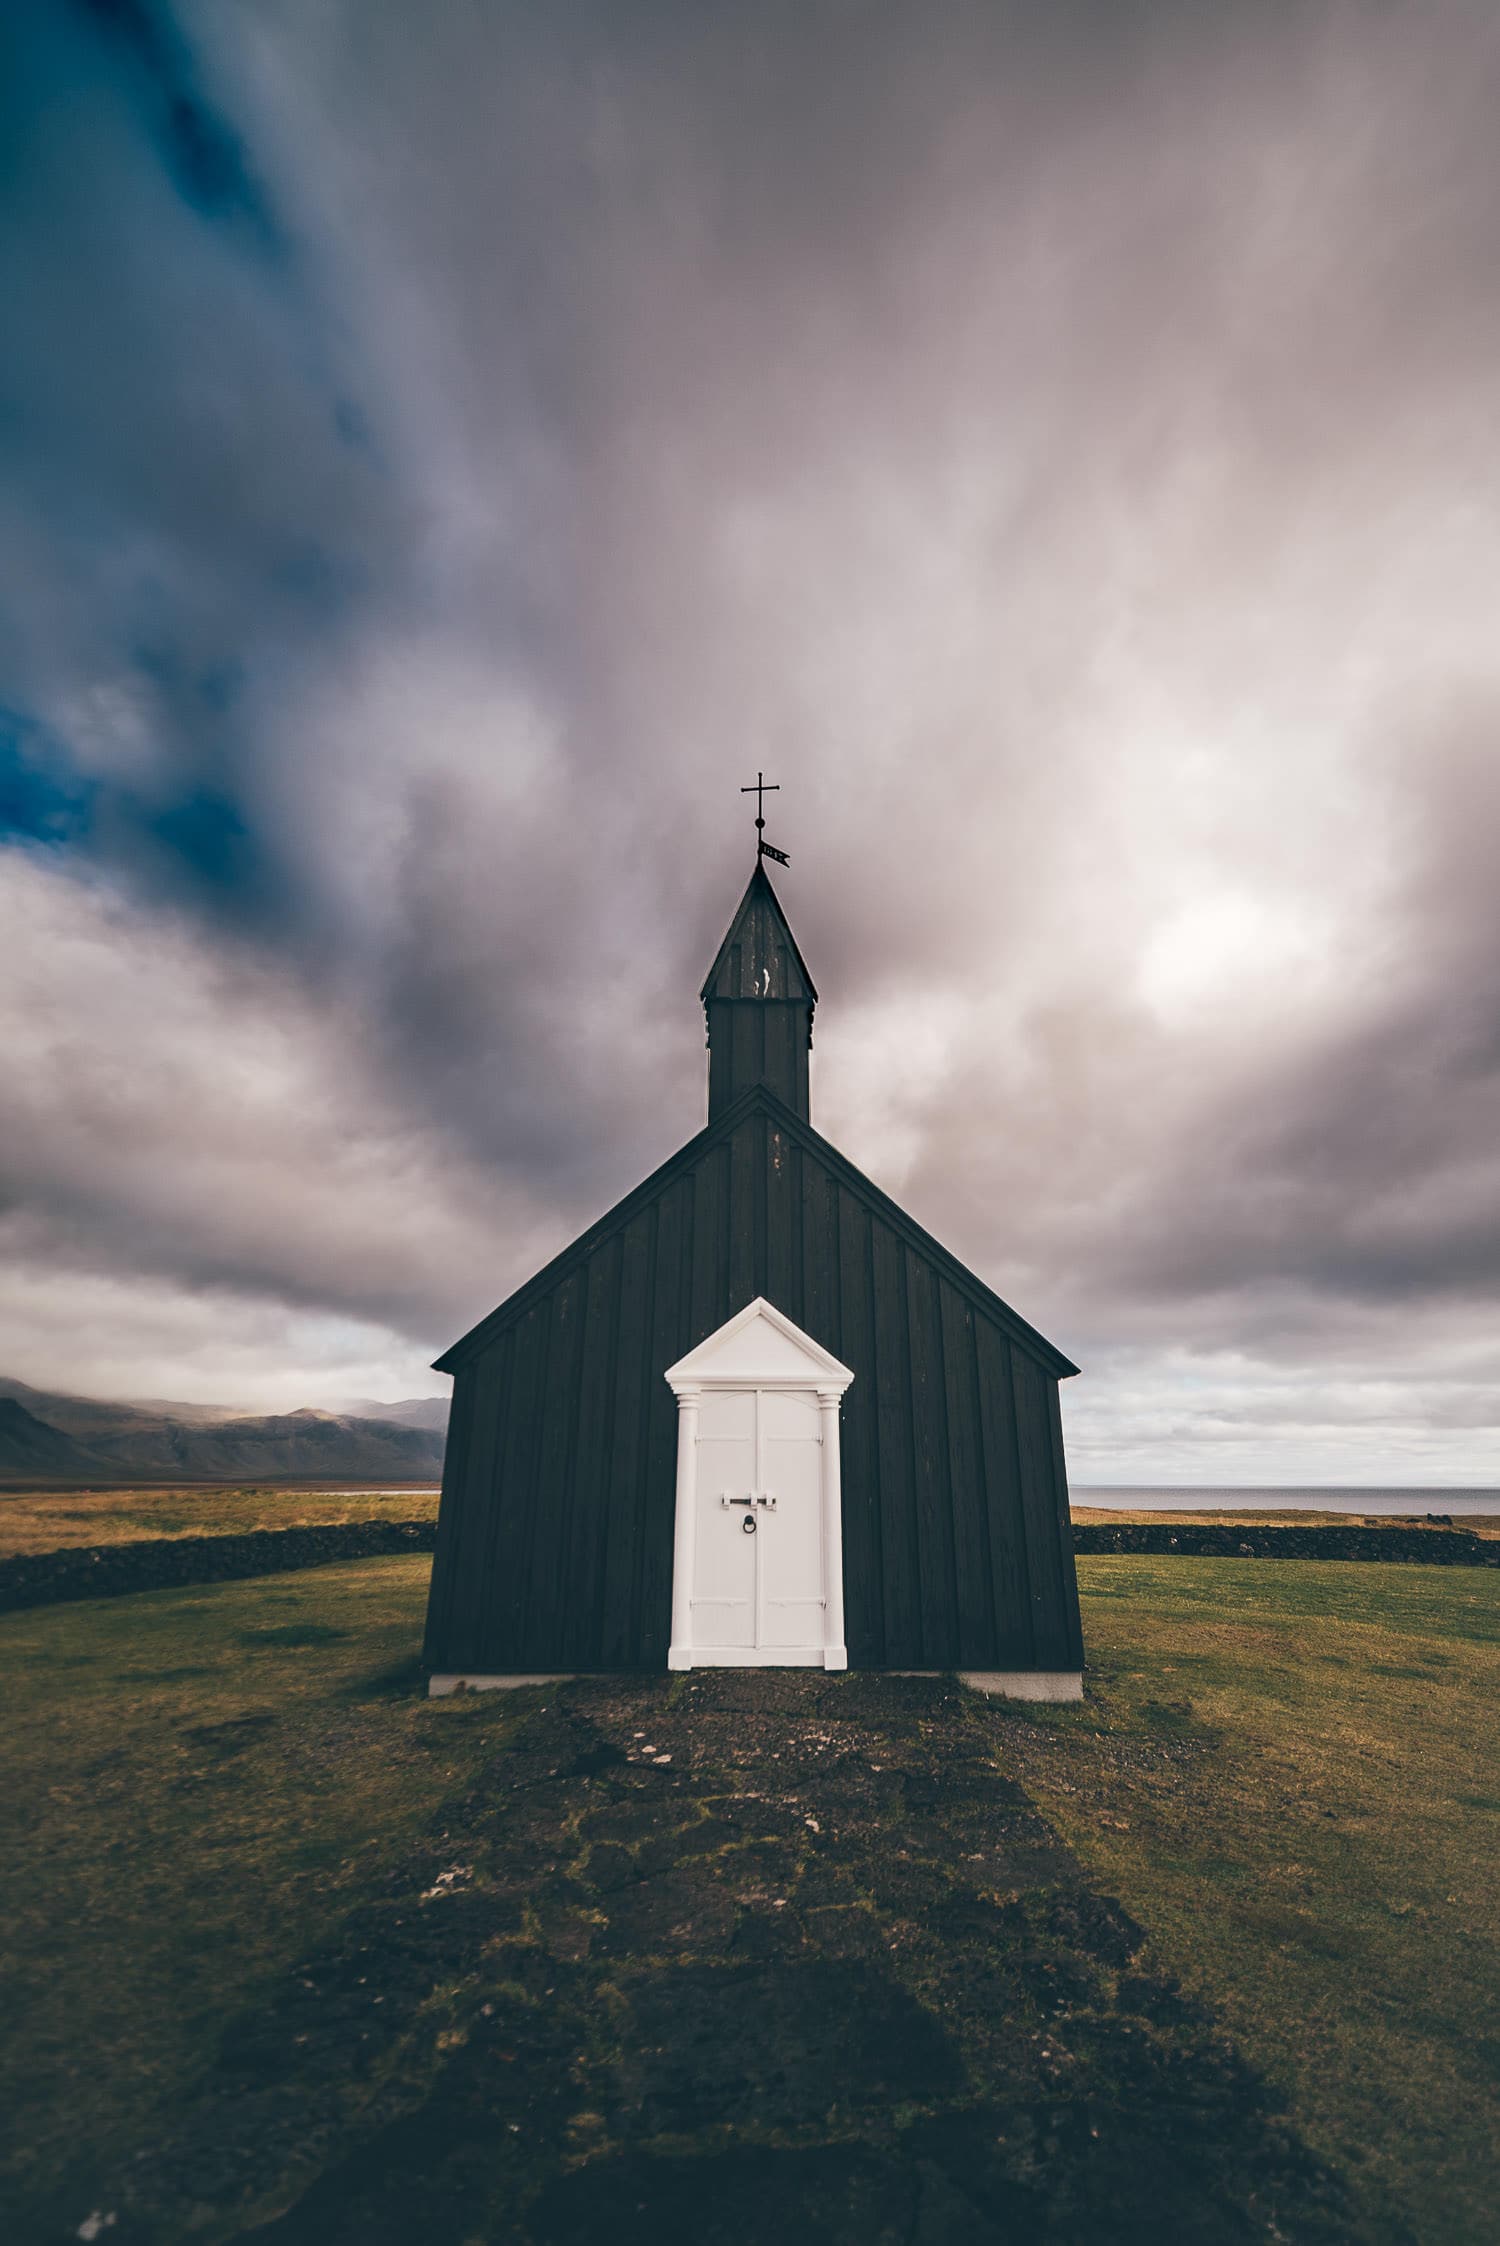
700;858;818;1005
701;859;817;1121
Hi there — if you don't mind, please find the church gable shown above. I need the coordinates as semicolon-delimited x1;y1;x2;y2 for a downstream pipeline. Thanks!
436;1083;1075;1382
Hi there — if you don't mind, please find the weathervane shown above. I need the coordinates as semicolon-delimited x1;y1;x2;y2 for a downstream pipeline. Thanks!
741;770;790;865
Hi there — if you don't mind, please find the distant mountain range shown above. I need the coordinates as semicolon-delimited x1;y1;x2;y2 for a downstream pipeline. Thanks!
0;1377;449;1487
324;1396;451;1432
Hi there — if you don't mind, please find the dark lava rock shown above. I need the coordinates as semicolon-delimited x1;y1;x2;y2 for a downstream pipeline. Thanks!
613;1957;964;2133
519;2140;1000;2246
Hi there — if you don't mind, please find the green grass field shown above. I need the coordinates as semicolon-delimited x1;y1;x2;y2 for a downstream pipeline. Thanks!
0;1557;1494;2242
0;1483;441;1559
1008;1560;1500;2243
3;1490;1491;1568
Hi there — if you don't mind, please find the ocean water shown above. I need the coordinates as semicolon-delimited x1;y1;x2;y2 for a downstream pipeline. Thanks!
1072;1485;1500;1516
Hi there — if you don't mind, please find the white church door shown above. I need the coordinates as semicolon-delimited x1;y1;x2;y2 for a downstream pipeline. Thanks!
758;1389;826;1649
690;1387;824;1655
664;1299;855;1671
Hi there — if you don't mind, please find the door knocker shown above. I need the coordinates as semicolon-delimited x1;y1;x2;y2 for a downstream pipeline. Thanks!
742;1513;757;1535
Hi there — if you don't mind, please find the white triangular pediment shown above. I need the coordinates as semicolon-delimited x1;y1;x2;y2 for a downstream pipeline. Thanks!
665;1297;854;1392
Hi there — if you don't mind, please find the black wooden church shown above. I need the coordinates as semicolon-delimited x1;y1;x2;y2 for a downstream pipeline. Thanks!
424;806;1084;1697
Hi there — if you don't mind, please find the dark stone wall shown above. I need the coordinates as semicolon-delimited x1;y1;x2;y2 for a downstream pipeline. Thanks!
1072;1522;1497;1565
0;1520;436;1615
2;1516;1492;1621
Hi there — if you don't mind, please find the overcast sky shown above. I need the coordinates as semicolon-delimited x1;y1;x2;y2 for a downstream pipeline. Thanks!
3;0;1498;1482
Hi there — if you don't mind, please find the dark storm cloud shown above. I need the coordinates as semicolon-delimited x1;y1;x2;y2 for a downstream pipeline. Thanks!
885;711;1500;1378
74;0;282;247
0;0;400;933
2;0;1499;1454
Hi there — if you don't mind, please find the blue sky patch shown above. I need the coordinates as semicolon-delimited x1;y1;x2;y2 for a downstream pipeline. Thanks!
150;787;249;883
0;710;95;845
74;0;282;251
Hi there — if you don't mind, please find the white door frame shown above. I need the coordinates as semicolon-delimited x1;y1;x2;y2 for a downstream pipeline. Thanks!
664;1298;855;1672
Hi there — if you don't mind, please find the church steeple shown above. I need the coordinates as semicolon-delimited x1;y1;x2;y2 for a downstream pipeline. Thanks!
700;858;818;1122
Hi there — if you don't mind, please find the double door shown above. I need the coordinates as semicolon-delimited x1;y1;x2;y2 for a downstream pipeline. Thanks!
691;1387;824;1655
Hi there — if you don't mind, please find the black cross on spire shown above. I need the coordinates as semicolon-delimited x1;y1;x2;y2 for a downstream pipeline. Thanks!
741;771;789;865
741;769;778;835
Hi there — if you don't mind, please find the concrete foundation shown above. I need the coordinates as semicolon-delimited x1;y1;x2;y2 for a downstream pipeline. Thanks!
959;1671;1084;1702
427;1668;1084;1700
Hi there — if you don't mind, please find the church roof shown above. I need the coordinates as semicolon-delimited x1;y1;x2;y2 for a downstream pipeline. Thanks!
434;1080;1078;1378
700;859;818;1004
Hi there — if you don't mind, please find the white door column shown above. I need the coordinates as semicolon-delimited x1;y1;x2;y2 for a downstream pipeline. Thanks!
667;1385;699;1669
818;1386;847;1669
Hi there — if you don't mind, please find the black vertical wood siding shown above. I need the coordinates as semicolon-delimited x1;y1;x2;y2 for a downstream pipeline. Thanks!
706;999;811;1121
424;1103;1082;1675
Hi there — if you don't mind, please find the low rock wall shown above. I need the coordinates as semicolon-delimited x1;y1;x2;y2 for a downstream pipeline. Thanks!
0;1520;437;1615
1072;1521;1496;1565
0;1516;1493;1617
